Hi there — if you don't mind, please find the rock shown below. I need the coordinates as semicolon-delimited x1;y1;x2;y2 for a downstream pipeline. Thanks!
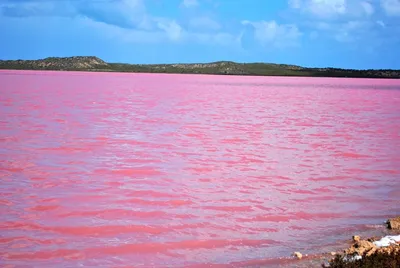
352;235;361;242
388;216;400;230
325;233;400;267
322;260;331;267
293;252;303;259
346;240;376;256
366;247;377;257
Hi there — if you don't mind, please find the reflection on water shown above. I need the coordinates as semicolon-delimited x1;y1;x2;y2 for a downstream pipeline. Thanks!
1;70;400;267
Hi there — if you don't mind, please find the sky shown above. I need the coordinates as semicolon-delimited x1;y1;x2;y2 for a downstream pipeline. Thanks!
0;0;400;69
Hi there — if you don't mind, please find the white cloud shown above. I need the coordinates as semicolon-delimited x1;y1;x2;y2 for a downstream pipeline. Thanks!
309;0;347;17
361;1;374;15
82;12;236;46
81;17;165;43
287;0;383;46
76;0;149;29
289;0;302;9
289;0;376;18
313;20;373;42
0;0;149;28
376;20;385;27
334;20;366;42
156;19;183;41
0;0;239;47
0;0;76;17
182;0;199;8
189;17;221;31
241;20;302;48
289;0;346;17
381;0;400;16
188;32;239;46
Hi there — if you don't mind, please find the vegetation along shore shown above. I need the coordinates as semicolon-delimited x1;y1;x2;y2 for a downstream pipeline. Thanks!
1;56;400;79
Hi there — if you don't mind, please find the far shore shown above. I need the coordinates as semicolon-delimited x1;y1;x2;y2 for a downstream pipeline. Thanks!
1;56;400;79
2;69;400;82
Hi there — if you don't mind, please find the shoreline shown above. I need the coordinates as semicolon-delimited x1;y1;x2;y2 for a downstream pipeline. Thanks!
2;69;400;82
1;68;400;80
284;216;400;267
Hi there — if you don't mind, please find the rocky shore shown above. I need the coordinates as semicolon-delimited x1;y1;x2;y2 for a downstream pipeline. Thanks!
284;216;400;268
324;216;399;267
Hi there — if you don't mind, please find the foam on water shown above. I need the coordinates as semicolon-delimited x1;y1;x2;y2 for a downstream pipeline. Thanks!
373;235;400;247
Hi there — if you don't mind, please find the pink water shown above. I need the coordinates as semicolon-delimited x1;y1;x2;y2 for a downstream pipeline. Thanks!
1;70;400;267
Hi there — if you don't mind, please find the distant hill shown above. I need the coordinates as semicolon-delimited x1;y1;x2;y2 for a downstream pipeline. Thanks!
0;56;108;71
0;56;399;79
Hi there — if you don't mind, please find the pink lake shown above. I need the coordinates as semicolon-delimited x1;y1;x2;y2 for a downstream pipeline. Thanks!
1;70;400;267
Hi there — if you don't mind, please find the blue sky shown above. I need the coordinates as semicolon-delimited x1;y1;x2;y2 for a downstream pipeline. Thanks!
0;0;400;69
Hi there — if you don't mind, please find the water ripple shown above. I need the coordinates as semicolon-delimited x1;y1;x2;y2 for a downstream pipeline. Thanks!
1;71;400;267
